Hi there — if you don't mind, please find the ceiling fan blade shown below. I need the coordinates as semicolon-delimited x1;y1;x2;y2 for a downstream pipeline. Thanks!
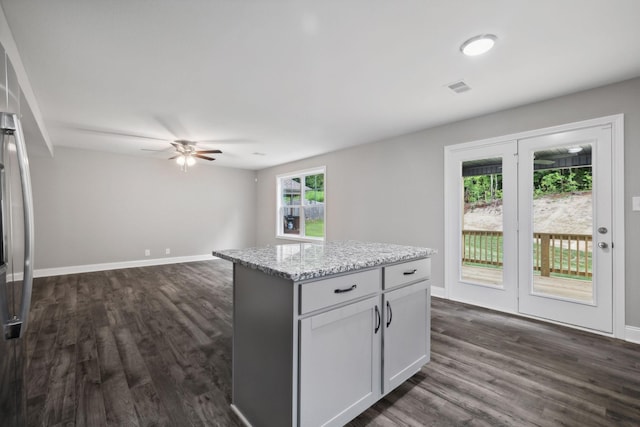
73;126;170;142
168;155;181;160
198;138;253;144
194;154;216;161
153;115;184;140
141;146;174;152
195;149;223;154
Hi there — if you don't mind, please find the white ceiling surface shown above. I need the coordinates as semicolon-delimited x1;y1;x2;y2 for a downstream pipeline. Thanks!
2;1;640;170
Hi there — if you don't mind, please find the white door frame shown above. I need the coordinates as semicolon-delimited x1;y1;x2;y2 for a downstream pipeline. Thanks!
443;114;625;339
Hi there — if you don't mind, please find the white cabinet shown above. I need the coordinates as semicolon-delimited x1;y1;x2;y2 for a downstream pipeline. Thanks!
383;280;430;393
299;269;380;315
229;256;432;427
299;296;381;427
298;259;431;426
383;258;430;289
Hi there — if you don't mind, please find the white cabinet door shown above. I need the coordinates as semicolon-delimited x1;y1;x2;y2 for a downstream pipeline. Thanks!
299;296;381;427
383;280;430;394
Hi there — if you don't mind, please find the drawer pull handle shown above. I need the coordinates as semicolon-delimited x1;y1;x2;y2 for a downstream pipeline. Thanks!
334;284;357;294
403;269;417;275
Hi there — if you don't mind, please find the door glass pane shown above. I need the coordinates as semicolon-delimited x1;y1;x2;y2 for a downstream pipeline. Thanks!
461;158;504;287
531;144;593;303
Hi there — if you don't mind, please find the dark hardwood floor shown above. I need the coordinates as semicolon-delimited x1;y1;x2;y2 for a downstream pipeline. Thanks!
25;260;640;426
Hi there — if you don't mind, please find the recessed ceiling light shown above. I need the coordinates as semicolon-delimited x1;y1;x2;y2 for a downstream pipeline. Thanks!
460;34;497;56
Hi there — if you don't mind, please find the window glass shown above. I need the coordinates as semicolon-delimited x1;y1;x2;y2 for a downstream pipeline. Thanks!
277;168;325;240
282;178;301;206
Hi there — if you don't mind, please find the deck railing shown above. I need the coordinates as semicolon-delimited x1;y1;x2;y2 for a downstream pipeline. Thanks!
462;230;592;278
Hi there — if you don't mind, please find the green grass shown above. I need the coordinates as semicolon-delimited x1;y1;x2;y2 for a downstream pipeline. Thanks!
533;243;592;279
283;191;325;205
305;191;325;203
305;219;324;238
463;234;503;265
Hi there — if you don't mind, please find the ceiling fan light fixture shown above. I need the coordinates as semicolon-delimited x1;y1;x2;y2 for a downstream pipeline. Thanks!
460;34;497;56
186;156;196;166
176;155;186;166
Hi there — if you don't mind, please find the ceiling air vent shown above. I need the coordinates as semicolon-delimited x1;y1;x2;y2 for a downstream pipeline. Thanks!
447;80;471;94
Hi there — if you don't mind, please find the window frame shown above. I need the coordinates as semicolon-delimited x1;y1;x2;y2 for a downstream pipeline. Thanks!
276;166;326;242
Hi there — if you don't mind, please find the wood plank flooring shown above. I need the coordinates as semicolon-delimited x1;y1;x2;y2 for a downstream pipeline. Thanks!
25;260;640;426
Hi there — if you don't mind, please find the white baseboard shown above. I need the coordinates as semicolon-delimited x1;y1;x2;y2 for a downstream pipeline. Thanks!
430;285;446;299
33;254;219;278
626;325;640;344
230;404;253;427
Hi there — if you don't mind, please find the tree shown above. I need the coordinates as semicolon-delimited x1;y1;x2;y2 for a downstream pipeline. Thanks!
465;166;592;204
464;174;503;204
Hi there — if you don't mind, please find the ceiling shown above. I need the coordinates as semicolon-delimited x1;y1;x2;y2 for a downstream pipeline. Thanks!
2;1;640;170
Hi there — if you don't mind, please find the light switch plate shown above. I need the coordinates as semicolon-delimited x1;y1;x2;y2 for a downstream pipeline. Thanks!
633;196;640;211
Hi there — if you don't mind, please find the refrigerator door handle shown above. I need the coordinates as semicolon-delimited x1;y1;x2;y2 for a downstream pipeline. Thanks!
0;112;34;340
0;161;8;330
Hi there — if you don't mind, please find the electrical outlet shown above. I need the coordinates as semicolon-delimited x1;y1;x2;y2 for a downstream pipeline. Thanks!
145;249;150;256
633;196;640;212
165;248;171;255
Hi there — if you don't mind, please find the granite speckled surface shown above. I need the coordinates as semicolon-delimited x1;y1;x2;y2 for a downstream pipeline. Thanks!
212;240;436;282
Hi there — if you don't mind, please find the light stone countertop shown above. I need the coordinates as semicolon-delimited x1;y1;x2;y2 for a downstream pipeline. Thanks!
212;240;437;282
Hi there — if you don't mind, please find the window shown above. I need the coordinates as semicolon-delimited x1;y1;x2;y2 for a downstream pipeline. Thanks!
277;167;325;240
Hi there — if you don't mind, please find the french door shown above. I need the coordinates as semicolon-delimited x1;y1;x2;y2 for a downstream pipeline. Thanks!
445;119;617;334
446;140;518;312
518;126;612;332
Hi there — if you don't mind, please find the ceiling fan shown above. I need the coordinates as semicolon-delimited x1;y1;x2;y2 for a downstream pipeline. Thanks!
167;140;222;171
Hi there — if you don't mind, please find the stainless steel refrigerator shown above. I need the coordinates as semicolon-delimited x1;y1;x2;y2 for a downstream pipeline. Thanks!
0;108;35;424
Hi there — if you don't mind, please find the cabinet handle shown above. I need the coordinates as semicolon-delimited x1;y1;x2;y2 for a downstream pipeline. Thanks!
374;305;381;334
386;301;393;328
403;269;417;275
334;284;357;294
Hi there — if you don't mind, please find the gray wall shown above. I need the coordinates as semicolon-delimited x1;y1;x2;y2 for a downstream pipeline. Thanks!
255;77;640;327
30;147;256;269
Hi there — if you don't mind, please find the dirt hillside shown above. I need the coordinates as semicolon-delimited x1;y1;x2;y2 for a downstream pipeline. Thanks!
463;192;592;234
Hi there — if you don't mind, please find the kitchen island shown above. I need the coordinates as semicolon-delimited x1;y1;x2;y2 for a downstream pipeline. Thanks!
213;241;437;427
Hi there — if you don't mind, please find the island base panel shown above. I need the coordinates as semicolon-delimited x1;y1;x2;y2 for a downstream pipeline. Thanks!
233;264;296;427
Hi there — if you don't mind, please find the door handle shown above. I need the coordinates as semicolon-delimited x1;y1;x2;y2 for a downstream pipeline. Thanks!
374;305;381;334
334;284;357;294
386;301;392;328
0;113;35;340
598;242;609;249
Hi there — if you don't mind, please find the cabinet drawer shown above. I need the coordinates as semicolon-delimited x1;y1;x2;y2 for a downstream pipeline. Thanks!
384;258;430;290
300;269;381;314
